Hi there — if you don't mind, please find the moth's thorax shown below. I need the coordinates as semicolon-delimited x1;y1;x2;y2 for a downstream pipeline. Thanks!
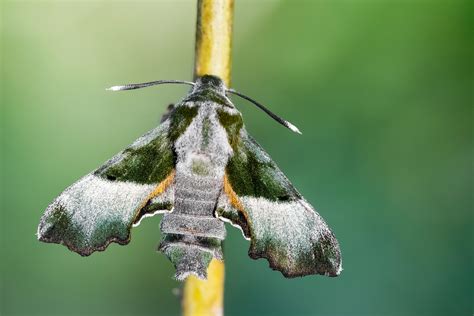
174;101;234;173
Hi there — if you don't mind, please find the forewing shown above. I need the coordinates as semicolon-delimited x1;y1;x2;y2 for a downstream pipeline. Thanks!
217;129;342;277
38;120;175;256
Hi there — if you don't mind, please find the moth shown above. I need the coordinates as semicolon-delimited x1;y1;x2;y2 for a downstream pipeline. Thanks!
37;75;342;280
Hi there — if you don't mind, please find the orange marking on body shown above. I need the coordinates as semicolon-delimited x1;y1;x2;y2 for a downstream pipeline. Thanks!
146;170;176;202
223;173;249;223
135;170;176;221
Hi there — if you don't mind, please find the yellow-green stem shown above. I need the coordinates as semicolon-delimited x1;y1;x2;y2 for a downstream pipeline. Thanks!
193;0;234;86
183;1;234;316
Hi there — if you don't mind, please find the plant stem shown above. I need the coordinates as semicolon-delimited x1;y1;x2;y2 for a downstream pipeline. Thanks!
182;1;234;316
193;0;234;86
182;259;225;316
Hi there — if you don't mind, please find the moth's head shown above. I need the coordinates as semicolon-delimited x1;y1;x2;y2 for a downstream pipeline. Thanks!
193;75;226;95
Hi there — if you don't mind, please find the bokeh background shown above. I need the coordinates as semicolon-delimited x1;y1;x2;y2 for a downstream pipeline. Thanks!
1;1;471;315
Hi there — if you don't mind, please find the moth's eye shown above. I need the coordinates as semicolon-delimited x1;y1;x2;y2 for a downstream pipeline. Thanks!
106;174;117;181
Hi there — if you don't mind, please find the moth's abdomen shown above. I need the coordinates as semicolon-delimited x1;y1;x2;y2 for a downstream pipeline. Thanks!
159;173;225;280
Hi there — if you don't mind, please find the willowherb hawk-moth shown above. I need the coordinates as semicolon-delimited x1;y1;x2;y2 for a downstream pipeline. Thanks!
37;75;342;280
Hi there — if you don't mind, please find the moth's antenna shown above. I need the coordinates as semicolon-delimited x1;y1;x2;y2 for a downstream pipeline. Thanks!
107;80;195;91
226;89;302;134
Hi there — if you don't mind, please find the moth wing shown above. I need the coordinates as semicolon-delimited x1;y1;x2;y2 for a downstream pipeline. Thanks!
38;120;175;256
217;129;342;277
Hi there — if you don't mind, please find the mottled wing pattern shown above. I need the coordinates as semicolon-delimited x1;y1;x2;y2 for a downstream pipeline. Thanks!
217;129;342;277
37;120;175;256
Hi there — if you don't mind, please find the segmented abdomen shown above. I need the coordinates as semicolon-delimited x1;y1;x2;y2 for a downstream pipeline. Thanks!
159;172;225;280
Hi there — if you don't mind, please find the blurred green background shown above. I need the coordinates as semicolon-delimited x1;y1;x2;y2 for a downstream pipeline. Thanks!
1;0;471;315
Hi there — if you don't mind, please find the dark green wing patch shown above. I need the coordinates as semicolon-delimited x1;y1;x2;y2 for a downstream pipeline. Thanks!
225;131;300;201
95;104;199;184
217;109;243;150
168;104;198;142
95;127;174;185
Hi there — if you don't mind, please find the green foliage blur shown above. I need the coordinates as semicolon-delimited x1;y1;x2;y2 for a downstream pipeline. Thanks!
1;1;471;315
